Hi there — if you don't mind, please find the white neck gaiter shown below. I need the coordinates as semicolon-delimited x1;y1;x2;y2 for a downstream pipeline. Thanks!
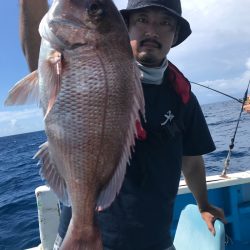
137;58;168;85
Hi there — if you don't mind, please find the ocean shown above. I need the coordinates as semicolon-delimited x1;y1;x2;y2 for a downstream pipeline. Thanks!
0;100;250;250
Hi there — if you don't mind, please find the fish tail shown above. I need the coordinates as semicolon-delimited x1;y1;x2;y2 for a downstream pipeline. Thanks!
60;221;103;250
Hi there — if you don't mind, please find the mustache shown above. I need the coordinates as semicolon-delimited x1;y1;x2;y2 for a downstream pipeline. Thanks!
140;38;162;48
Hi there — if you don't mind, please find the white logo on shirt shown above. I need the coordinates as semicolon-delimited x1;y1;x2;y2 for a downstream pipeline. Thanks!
161;110;174;126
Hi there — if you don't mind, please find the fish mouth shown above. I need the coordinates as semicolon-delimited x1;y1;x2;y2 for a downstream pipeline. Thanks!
49;16;86;32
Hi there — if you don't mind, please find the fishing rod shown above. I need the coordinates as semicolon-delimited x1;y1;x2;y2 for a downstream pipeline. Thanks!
220;80;250;177
190;79;249;177
190;81;244;104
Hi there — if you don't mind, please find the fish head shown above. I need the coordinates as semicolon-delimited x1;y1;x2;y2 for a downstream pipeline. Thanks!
40;0;132;54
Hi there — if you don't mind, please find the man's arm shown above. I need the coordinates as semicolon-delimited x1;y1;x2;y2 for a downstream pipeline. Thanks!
182;155;226;235
19;0;49;71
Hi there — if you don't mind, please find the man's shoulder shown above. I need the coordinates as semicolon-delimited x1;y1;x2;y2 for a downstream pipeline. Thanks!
183;91;202;114
166;61;191;104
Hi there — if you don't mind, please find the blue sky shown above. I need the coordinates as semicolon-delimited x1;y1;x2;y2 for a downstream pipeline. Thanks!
1;0;250;137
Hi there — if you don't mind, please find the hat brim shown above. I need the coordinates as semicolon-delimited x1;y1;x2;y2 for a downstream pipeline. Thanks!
120;5;192;47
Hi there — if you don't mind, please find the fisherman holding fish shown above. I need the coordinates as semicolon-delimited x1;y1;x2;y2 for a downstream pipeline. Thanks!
18;0;227;249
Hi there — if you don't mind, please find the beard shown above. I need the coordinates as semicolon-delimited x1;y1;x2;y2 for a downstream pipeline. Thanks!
136;51;162;67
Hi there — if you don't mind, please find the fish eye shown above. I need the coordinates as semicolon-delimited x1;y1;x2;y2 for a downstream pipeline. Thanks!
88;3;103;16
90;3;99;12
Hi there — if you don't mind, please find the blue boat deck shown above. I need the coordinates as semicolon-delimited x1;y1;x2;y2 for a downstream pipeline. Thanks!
172;172;250;250
226;241;250;250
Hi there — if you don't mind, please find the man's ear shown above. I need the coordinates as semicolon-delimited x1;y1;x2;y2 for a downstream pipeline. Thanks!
172;25;180;46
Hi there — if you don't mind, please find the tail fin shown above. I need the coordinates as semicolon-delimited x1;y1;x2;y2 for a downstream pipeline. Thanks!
60;220;103;250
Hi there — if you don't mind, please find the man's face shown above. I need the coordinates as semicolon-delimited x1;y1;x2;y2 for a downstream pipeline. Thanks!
128;7;179;67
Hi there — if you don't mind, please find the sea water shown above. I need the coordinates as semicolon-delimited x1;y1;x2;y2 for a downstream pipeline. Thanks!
0;100;249;250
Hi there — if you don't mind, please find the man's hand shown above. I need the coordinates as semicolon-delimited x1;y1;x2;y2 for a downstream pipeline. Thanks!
243;95;250;113
200;204;227;235
244;104;250;113
182;156;226;235
243;106;250;113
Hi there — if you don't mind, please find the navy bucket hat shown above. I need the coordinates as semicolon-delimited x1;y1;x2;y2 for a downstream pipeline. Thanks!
120;0;192;47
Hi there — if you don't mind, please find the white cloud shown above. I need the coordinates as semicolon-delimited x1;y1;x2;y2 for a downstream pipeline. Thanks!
0;107;44;137
191;57;250;104
114;0;127;9
168;0;250;102
10;119;17;127
246;58;250;70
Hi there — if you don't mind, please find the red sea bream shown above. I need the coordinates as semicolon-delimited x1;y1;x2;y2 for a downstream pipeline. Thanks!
5;0;145;249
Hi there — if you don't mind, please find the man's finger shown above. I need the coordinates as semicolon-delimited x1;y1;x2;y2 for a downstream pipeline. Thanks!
207;220;215;236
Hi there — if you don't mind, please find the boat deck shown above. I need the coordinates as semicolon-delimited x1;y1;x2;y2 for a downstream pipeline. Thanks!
26;240;250;250
26;171;250;250
173;171;250;250
226;240;250;250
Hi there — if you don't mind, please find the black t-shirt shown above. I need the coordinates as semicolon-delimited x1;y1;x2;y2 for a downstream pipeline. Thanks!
97;70;215;250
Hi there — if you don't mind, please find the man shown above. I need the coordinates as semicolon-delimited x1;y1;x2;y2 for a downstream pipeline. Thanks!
20;0;226;249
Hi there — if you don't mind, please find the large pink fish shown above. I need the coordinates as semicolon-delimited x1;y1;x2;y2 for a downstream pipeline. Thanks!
5;0;145;249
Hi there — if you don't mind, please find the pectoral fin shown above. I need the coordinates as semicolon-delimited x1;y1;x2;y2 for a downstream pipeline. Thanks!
41;51;62;119
4;70;39;106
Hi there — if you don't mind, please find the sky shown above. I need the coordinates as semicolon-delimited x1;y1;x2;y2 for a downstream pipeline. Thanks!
1;0;250;137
